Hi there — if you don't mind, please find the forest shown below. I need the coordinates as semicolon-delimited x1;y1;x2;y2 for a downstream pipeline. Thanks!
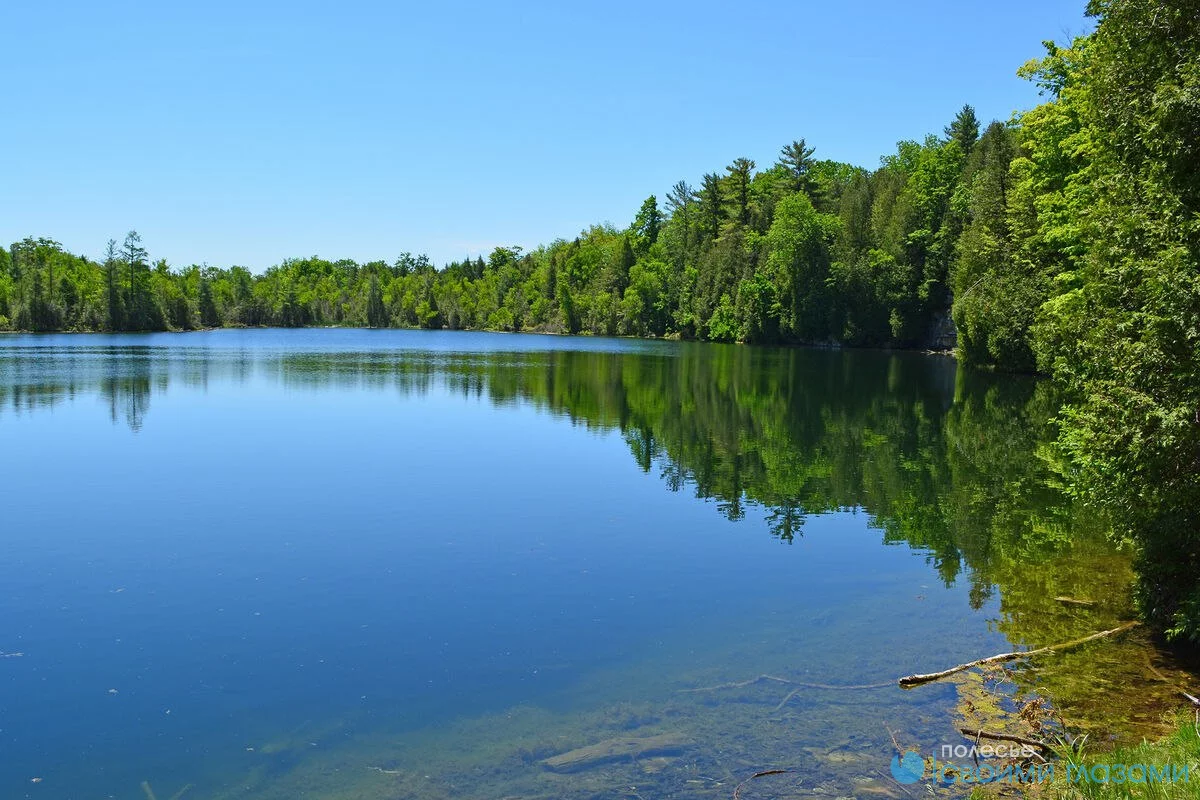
2;0;1197;642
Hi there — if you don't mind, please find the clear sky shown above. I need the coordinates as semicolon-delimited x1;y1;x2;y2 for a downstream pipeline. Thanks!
3;0;1091;271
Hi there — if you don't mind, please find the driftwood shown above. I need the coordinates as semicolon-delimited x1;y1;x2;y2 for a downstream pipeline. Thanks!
540;733;689;772
959;728;1053;754
1054;596;1096;607
732;769;791;800
898;622;1140;687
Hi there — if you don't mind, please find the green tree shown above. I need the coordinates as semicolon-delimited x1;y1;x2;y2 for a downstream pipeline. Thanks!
724;158;755;228
951;121;1030;367
631;195;662;256
945;104;981;156
1033;1;1200;641
366;273;387;327
765;193;840;341
697;173;724;242
103;239;125;330
778;139;817;196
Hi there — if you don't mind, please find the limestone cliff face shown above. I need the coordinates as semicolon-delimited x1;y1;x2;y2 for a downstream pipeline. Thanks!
925;309;957;351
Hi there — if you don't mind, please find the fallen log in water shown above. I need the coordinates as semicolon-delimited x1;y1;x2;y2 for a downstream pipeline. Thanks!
898;622;1140;687
1142;652;1200;707
540;733;689;772
732;769;792;800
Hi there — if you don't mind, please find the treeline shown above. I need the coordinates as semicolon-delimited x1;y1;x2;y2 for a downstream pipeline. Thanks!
2;1;1196;638
0;115;985;351
0;103;1060;360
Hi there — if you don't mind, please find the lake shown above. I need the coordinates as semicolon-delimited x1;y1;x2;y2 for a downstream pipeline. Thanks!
0;329;1189;799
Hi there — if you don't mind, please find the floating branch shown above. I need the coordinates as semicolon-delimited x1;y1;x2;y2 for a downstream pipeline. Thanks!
898;622;1140;687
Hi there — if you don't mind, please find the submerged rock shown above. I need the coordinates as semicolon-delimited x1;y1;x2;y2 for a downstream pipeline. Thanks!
540;733;689;773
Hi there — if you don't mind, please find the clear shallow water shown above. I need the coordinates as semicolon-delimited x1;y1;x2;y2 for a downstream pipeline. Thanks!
0;329;1185;799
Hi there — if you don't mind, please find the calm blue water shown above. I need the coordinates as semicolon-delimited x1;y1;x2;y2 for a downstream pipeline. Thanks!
0;330;1148;799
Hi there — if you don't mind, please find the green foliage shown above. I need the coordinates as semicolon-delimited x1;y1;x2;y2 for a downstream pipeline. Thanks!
951;121;1038;368
365;271;387;328
778;139;818;197
706;294;738;342
829;3;1200;645
1045;712;1200;800
1023;1;1200;642
631;196;662;257
944;104;980;157
764;193;839;340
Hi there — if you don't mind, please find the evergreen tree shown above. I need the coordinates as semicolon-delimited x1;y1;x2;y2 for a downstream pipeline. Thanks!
945;104;980;156
121;231;151;329
779;139;817;196
698;173;724;242
104;239;124;330
665;181;694;216
952;122;1025;366
724;158;755;227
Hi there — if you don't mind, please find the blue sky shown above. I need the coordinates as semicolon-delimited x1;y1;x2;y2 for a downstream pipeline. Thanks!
3;0;1091;270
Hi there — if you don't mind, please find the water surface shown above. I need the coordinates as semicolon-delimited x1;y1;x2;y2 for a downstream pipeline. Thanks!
0;329;1186;799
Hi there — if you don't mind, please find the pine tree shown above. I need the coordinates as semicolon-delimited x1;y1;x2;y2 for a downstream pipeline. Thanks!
945;104;980;156
665;181;694;216
121;231;149;329
779;139;817;196
724;158;755;227
104;239;124;330
698;173;724;241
